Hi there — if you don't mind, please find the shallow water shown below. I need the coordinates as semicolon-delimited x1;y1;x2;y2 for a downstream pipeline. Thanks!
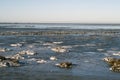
0;28;120;80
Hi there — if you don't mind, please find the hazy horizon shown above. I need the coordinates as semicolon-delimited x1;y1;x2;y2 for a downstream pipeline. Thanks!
0;22;120;25
0;0;120;23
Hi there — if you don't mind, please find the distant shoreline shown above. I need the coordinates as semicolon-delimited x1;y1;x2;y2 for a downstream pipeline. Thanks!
0;22;120;25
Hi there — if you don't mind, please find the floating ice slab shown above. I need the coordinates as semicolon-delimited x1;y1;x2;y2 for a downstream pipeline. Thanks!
18;50;36;55
50;56;57;61
10;43;22;47
51;47;67;53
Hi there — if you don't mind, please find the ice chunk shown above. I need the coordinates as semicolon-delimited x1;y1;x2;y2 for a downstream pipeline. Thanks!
51;47;67;53
37;59;47;63
18;50;36;55
12;54;24;60
50;56;57;61
53;41;63;44
10;43;22;47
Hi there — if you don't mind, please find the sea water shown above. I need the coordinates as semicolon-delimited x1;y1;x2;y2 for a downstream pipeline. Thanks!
0;23;120;29
0;23;120;80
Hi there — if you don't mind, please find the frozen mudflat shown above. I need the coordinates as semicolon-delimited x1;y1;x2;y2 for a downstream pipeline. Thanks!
0;28;120;80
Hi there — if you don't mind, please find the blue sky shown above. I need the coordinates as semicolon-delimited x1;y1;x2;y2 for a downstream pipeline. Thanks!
0;0;120;23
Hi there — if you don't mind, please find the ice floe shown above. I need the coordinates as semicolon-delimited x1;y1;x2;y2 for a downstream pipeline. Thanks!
18;50;36;55
43;41;63;46
10;43;22;47
0;48;11;52
50;56;57;61
11;54;25;60
26;58;47;64
0;48;7;52
43;43;55;46
112;52;120;56
97;49;105;52
61;46;72;48
36;59;47;64
9;50;36;60
52;41;63;44
51;46;68;53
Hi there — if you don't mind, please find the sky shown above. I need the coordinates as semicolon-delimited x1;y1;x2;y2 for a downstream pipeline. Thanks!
0;0;120;23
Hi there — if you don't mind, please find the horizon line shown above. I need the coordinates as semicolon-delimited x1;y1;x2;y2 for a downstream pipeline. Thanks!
0;22;120;25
